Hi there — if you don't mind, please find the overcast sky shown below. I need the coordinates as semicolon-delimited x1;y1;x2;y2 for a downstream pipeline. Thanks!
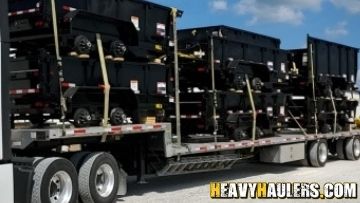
149;0;360;83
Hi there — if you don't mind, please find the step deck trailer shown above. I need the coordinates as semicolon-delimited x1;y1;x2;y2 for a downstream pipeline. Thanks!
5;1;360;203
12;123;360;184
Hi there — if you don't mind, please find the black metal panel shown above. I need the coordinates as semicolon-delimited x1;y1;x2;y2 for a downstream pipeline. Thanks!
179;25;281;50
10;54;169;122
0;0;12;161
9;0;177;42
308;36;359;82
179;26;284;71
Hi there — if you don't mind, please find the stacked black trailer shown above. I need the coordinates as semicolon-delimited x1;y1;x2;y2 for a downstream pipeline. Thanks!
287;36;359;134
8;0;359;139
177;26;288;141
9;0;180;127
176;26;359;141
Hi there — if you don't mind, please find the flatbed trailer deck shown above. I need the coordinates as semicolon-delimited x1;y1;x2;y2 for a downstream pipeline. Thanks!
12;123;360;156
11;123;360;180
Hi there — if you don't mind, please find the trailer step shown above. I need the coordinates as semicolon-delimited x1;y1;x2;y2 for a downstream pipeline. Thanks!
157;154;248;176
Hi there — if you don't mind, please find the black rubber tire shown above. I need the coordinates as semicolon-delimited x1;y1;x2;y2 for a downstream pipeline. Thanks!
251;77;262;90
110;40;126;57
70;152;91;171
79;152;120;203
74;35;92;55
73;108;91;127
32;157;44;166
110;107;127;125
345;137;360;160
336;139;346;160
31;158;78;203
309;140;328;167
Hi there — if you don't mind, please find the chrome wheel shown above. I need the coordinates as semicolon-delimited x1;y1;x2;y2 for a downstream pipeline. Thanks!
48;171;73;203
95;164;115;197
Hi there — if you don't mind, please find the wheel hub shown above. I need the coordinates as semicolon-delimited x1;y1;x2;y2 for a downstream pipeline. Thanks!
110;108;127;125
48;171;72;203
95;164;115;197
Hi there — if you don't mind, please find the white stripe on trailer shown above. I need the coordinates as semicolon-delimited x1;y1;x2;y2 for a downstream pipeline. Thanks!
8;8;39;16
184;131;360;155
62;6;77;12
62;83;76;88
291;96;306;100
64;124;166;137
66;128;87;136
10;88;39;95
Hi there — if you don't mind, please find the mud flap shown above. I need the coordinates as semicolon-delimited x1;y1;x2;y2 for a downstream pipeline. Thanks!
117;168;128;196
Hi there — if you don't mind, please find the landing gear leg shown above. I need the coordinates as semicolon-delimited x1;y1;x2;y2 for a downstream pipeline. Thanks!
137;135;147;184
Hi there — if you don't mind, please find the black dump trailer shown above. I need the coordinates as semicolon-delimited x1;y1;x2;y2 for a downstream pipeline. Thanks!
8;0;179;127
176;26;289;141
287;36;359;134
9;0;182;62
10;56;170;126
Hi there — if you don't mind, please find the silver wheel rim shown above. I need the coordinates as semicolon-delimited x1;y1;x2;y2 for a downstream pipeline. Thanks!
48;171;73;203
353;139;360;157
95;164;115;197
319;142;328;163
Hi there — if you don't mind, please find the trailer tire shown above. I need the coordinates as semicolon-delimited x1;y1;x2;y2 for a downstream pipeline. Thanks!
79;152;119;203
70;152;91;171
31;157;78;203
336;139;345;159
73;108;91;127
309;140;328;167
345;137;360;161
110;107;127;125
